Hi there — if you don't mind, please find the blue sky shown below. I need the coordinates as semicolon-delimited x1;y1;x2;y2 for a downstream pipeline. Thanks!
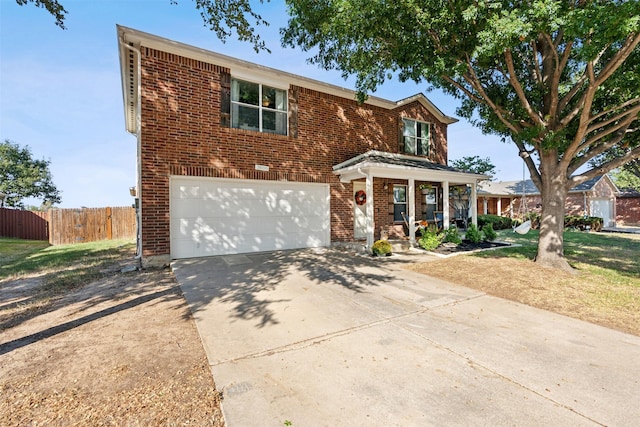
0;0;523;209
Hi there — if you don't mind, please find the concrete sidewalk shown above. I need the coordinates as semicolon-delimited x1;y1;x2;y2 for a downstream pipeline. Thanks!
172;248;640;426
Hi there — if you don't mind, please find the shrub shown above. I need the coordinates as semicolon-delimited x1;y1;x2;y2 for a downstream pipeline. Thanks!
419;229;442;251
482;223;497;241
564;215;603;231
442;226;462;245
478;214;513;230
371;239;392;256
465;224;483;243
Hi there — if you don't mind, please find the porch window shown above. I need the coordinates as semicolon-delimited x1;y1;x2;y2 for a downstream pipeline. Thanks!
402;118;430;156
393;185;407;222
231;78;287;135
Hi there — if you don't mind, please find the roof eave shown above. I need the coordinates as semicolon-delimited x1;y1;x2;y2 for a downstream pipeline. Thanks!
116;26;459;125
396;94;458;125
117;25;138;134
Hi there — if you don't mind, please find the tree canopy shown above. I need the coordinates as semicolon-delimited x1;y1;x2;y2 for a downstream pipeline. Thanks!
281;0;640;270
611;166;640;191
0;140;61;209
16;0;272;52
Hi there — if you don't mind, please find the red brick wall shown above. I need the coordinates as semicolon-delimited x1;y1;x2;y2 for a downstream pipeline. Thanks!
138;47;450;257
617;196;640;226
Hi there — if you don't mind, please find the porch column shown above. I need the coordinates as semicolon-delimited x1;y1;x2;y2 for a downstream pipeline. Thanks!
408;178;416;245
483;197;488;215
497;197;502;217
471;182;478;226
442;181;450;230
366;173;374;249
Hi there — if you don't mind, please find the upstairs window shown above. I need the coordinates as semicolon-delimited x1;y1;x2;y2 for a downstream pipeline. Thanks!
231;78;287;135
402;118;430;156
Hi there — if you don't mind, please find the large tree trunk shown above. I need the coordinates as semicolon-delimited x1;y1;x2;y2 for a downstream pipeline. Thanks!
535;161;573;272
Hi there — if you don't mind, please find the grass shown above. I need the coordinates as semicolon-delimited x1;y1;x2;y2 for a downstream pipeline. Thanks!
1;238;136;331
484;229;640;279
406;229;640;336
1;237;135;281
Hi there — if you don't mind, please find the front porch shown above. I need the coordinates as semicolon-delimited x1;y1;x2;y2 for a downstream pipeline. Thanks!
333;151;487;249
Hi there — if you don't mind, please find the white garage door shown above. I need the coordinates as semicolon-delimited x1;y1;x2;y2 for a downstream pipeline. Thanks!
170;177;330;259
590;199;613;227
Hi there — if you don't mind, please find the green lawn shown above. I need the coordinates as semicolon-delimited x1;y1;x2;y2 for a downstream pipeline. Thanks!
0;237;136;292
485;229;640;282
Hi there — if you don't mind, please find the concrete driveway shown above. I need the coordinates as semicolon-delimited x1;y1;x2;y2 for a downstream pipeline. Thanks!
172;248;640;426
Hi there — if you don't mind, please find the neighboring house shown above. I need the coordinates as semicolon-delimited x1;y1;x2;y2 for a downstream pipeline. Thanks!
616;189;640;226
117;26;486;266
477;175;619;227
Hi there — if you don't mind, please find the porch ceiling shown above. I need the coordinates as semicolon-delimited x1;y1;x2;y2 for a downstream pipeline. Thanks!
333;150;487;184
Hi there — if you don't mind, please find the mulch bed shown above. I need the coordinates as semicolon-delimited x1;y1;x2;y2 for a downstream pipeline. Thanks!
430;240;511;255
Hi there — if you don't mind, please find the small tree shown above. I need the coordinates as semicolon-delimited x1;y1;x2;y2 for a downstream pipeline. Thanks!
0;139;61;208
449;156;497;227
450;156;497;181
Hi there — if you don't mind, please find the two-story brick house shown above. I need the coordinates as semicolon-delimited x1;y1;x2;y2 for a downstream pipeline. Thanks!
117;26;485;267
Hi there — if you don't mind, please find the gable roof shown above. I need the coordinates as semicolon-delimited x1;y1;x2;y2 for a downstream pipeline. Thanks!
117;25;458;134
478;175;614;196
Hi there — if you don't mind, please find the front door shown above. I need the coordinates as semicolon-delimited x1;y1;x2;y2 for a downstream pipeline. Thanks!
353;182;367;239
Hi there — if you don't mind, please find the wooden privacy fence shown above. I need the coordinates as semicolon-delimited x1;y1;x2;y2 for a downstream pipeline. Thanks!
0;206;136;245
48;207;136;245
0;208;49;240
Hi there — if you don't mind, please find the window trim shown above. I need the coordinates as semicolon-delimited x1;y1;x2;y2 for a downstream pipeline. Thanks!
230;77;288;135
393;184;407;223
402;118;430;156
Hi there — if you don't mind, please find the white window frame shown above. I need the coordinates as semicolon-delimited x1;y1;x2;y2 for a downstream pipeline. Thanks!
402;118;430;156
231;78;288;135
393;184;407;223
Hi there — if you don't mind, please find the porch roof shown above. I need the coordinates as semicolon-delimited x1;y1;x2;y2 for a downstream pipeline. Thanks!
333;150;487;184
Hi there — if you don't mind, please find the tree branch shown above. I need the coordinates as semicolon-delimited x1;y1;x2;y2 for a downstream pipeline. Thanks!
505;48;545;126
568;121;637;175
587;98;640;129
594;33;640;86
463;72;523;134
576;145;640;182
582;106;640;149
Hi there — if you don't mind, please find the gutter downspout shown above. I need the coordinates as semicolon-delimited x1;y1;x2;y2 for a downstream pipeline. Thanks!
119;37;143;262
